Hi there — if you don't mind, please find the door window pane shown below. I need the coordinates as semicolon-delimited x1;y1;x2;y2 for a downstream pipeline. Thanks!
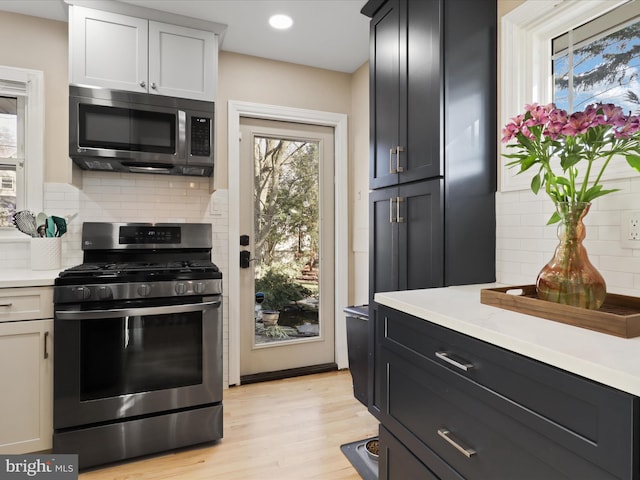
252;136;320;345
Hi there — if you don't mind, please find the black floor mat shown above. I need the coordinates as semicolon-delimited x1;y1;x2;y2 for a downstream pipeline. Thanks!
340;437;378;480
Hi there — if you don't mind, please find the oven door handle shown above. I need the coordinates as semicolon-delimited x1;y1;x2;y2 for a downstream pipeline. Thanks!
55;300;221;320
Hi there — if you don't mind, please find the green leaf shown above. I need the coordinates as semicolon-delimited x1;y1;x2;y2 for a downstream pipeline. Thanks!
519;154;539;172
554;176;571;187
560;153;582;170
546;211;561;225
531;174;541;194
581;186;619;203
626;154;640;172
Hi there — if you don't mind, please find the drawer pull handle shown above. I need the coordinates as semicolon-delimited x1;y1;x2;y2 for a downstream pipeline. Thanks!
0;302;12;308
438;429;476;458
435;351;473;371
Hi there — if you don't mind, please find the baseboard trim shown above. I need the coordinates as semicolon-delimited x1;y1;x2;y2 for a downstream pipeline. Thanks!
240;363;338;385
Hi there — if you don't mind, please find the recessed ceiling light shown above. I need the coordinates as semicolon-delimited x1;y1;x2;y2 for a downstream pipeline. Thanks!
269;14;293;30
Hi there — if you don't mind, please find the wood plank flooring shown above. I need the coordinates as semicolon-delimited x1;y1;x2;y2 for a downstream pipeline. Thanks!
80;370;379;479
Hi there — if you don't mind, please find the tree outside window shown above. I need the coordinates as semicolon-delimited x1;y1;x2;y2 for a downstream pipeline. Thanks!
553;6;640;113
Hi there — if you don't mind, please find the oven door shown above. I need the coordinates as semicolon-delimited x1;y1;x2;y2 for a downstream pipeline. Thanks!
53;295;222;430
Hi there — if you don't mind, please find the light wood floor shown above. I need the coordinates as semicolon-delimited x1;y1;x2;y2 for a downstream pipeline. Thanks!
80;370;379;479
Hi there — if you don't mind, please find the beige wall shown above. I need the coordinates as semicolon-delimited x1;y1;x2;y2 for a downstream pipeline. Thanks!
349;62;370;305
0;11;68;183
498;0;525;16
215;51;354;190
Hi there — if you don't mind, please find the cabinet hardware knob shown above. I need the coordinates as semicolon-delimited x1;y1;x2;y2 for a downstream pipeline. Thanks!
435;351;474;371
139;81;146;88
438;429;476;458
151;82;157;90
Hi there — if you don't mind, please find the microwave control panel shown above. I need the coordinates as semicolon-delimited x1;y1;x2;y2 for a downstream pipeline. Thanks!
190;116;211;157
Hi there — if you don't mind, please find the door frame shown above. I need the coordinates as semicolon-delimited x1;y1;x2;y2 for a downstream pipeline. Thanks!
228;100;348;386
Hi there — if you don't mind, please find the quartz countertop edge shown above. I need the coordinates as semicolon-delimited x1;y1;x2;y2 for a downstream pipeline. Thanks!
0;269;61;288
375;284;640;397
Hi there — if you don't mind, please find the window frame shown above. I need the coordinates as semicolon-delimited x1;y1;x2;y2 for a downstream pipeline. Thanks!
500;0;629;192
0;66;44;239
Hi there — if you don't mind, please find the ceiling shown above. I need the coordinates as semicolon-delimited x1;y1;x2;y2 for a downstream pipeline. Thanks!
0;0;370;73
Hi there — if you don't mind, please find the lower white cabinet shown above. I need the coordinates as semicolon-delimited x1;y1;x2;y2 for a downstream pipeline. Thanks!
0;309;53;453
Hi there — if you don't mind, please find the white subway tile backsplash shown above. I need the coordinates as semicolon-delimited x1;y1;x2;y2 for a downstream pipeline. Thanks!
2;174;229;273
496;177;640;297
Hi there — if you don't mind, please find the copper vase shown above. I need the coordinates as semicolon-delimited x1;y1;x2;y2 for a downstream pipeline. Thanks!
536;202;606;309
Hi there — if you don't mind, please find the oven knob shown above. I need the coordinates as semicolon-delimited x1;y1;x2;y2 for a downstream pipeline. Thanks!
97;286;113;300
175;282;187;295
74;286;91;300
138;284;151;297
194;282;206;294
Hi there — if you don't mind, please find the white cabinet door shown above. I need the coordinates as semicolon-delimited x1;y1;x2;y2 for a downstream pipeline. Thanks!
70;5;148;92
0;319;53;454
148;21;217;101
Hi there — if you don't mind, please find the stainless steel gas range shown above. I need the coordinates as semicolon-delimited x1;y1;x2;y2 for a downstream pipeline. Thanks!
52;222;223;469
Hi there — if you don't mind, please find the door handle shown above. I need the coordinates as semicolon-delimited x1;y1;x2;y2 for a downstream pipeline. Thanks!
240;250;258;268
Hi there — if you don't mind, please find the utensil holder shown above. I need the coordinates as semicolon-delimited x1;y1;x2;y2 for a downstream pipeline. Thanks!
30;237;61;270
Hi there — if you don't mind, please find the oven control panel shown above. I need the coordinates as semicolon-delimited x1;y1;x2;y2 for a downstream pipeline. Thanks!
55;279;222;304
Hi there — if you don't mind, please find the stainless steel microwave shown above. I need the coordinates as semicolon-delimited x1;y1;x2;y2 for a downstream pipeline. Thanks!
69;86;214;177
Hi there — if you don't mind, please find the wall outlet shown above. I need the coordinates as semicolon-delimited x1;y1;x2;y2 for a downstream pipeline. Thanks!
622;211;640;249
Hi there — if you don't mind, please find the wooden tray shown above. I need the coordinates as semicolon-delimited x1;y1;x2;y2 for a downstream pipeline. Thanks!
480;285;640;338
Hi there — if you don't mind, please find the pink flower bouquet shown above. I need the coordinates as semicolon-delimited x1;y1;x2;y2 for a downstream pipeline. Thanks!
502;102;640;223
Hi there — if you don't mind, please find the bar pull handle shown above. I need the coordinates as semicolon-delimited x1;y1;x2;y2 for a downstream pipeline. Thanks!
396;196;404;223
389;197;395;223
44;331;49;359
435;351;474;372
389;147;397;174
396;146;404;172
438;429;476;458
0;302;12;308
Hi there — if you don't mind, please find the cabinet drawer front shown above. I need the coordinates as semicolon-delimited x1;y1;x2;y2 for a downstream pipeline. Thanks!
379;425;441;480
0;287;53;321
378;305;636;478
382;349;620;480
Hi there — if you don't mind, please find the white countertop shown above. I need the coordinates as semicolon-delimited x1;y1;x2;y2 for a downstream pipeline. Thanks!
375;284;640;397
0;269;61;288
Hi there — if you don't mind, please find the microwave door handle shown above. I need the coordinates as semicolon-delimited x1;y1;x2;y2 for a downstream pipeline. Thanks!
56;300;221;320
178;110;187;160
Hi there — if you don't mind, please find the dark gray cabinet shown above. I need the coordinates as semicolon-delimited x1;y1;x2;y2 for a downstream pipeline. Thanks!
374;304;640;480
363;0;496;303
369;179;444;302
367;0;441;189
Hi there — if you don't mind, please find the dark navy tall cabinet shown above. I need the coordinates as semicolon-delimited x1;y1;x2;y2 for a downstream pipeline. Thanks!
363;0;497;477
365;0;497;307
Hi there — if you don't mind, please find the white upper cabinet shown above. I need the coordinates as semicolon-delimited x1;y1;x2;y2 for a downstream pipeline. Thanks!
70;5;217;101
148;22;217;100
